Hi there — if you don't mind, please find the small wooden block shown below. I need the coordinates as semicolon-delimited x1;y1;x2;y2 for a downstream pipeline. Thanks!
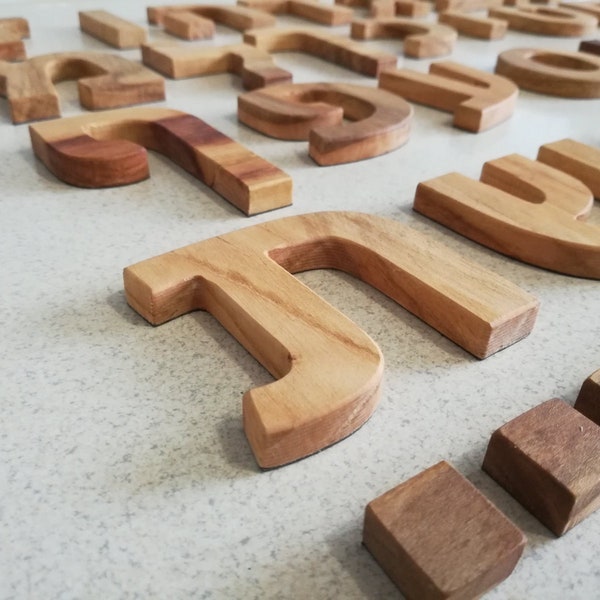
488;5;598;36
580;39;600;55
0;51;165;124
124;212;538;466
371;0;432;17
238;0;354;25
561;1;600;19
79;10;147;49
495;47;600;98
435;0;501;11
379;62;517;132
351;17;457;58
483;399;600;536
243;27;397;77
0;17;29;61
29;107;292;216
142;42;292;89
163;11;215;39
439;10;508;39
537;138;600;199
238;81;412;165
575;369;600;426
363;461;527;600
414;152;600;278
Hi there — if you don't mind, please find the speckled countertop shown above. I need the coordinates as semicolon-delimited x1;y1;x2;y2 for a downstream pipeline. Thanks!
1;0;599;598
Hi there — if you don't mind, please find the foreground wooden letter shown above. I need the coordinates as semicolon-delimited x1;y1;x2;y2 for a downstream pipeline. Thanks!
238;82;412;165
379;62;517;132
0;17;29;61
243;27;397;77
79;10;148;49
142;43;292;89
414;153;600;277
483;399;600;536
575;368;600;426
29;107;292;215
238;0;354;25
351;18;457;58
496;47;600;97
124;212;539;466
363;461;526;599
0;52;165;124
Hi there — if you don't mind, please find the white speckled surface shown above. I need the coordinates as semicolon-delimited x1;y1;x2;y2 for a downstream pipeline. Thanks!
1;1;600;598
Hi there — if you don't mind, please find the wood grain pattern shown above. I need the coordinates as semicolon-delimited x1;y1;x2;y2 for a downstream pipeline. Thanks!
142;42;292;89
363;461;527;599
435;0;501;11
371;0;432;18
351;17;457;58
238;0;354;25
575;369;600;426
483;399;600;536
495;47;600;97
148;4;275;39
28;107;292;216
79;10;147;49
537;138;600;199
580;39;600;55
379;62;517;132
0;52;165;124
438;10;508;39
0;17;29;61
243;26;397;76
238;82;412;165
124;211;539;466
488;5;598;36
414;152;600;278
560;1;600;19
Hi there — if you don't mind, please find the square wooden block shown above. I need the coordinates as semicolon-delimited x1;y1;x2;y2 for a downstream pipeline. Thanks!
574;368;600;426
483;399;600;536
363;461;526;600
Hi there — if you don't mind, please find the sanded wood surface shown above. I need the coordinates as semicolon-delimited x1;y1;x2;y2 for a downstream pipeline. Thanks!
148;4;275;39
363;461;527;599
238;0;354;25
0;17;29;61
28;107;292;215
124;211;539;466
488;5;598;36
238;81;412;164
435;0;501;11
537;138;600;199
575;369;600;426
379;61;517;132
79;10;147;49
351;17;457;58
438;10;508;39
371;0;432;18
483;399;600;536
142;42;292;89
244;26;397;76
0;51;165;123
414;152;600;278
495;47;600;97
560;1;600;18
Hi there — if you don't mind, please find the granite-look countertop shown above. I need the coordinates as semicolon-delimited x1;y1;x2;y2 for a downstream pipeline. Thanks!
2;0;599;598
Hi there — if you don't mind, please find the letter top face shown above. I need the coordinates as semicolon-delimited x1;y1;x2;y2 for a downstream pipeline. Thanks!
123;211;539;467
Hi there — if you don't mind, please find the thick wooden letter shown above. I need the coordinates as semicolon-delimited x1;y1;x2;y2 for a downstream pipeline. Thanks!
79;10;148;49
575;368;600;426
0;17;29;61
124;211;538;467
238;0;354;25
29;107;292;216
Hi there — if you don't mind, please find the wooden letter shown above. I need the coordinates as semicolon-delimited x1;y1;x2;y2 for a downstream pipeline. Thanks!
438;11;508;40
483;399;600;536
379;62;517;132
561;2;600;18
495;48;600;98
0;52;165;124
237;0;354;25
436;0;501;10
142;43;292;89
575;369;600;426
351;17;457;58
28;107;292;216
243;26;397;77
363;461;526;599
488;5;598;36
124;212;539;466
79;10;147;49
238;82;412;165
414;153;600;278
0;17;29;61
371;0;432;18
537;138;600;199
580;39;600;55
